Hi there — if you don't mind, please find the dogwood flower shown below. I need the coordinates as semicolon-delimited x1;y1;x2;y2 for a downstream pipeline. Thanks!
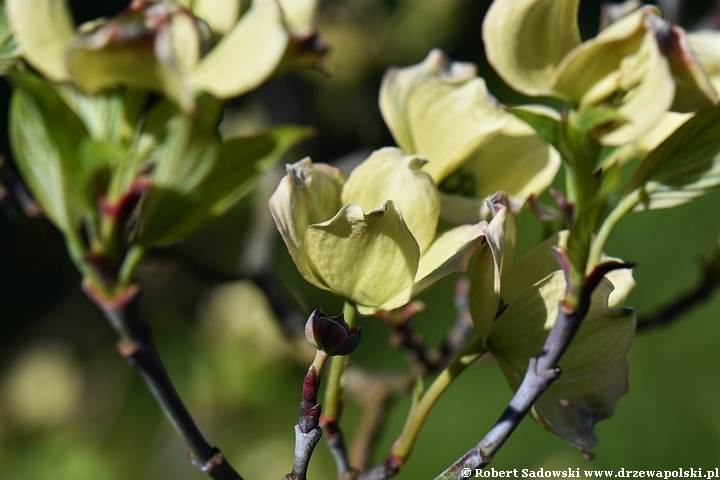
380;49;560;215
6;0;317;110
483;0;717;145
269;148;486;314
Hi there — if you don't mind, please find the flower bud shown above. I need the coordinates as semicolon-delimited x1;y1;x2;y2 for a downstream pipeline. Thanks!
304;308;361;356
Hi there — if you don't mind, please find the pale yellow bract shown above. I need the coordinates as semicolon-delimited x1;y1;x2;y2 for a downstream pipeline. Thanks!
379;49;560;214
483;0;718;145
6;0;315;111
269;149;487;314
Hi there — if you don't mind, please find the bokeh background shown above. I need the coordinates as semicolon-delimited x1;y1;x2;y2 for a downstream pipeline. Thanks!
1;0;720;478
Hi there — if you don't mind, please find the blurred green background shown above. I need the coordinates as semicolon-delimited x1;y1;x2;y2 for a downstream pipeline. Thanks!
1;0;720;479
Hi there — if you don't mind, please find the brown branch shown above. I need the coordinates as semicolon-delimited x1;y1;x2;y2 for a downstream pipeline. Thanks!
346;368;416;471
438;277;477;365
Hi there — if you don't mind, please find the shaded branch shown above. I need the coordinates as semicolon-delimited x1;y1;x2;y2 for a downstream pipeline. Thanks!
376;301;437;372
357;338;487;480
0;154;43;219
346;368;416;471
84;283;244;480
439;277;478;364
320;418;355;480
637;254;720;331
377;278;477;376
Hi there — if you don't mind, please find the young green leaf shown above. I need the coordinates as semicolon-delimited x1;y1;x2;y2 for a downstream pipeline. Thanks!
137;104;222;245
9;73;88;234
208;126;315;216
509;106;560;148
139;124;312;245
624;105;720;210
69;89;147;145
0;5;20;75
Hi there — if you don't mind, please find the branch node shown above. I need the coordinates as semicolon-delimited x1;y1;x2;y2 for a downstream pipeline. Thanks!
559;300;575;315
117;339;142;359
189;449;225;473
582;450;596;461
478;446;492;465
83;281;141;308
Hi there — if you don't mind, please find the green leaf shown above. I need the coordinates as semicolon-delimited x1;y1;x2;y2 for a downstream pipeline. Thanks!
151;106;222;194
489;271;635;451
75;138;129;208
9;73;88;234
624;105;720;210
570;106;623;141
0;4;20;75
509;106;560;148
138;102;222;245
207;125;315;216
70;89;146;145
491;271;635;386
533;358;629;451
502;231;569;305
139;122;312;245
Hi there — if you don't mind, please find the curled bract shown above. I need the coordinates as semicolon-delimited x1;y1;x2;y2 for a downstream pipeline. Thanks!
483;0;717;145
6;0;320;110
379;49;560;214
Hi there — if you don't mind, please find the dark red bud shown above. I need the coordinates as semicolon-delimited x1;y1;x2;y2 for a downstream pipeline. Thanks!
304;308;362;356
